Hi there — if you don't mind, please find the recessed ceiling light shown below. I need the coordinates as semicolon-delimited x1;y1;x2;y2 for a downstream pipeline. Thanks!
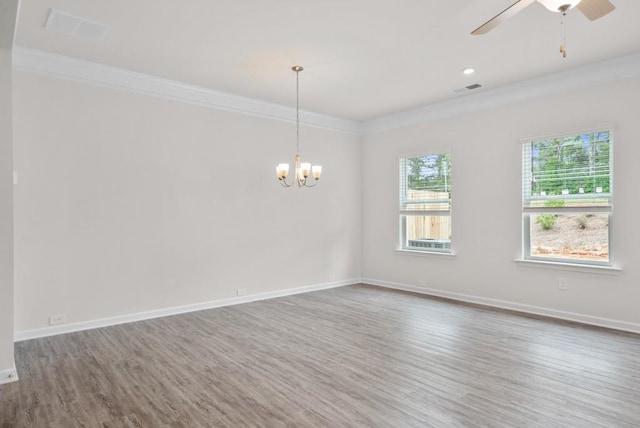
462;67;475;75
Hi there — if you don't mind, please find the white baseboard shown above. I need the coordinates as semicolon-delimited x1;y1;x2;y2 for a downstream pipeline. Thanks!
362;278;640;335
14;279;358;342
0;365;19;385
14;277;639;342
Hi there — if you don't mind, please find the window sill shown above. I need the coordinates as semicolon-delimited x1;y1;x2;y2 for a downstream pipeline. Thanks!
514;258;622;275
396;249;457;258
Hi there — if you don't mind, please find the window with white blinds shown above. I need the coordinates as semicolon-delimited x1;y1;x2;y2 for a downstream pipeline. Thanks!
399;153;452;252
522;129;612;264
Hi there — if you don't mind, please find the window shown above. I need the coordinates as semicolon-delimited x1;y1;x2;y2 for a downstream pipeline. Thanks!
399;153;452;253
522;129;612;265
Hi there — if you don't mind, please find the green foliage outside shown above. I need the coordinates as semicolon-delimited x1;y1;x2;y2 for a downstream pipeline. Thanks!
406;153;451;193
544;200;566;208
529;132;610;197
535;200;565;230
576;215;588;229
536;214;556;230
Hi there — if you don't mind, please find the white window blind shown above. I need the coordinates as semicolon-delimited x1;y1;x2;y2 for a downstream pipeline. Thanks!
522;130;612;214
400;154;451;215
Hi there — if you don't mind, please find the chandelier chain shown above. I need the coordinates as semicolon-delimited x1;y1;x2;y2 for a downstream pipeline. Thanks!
296;68;300;154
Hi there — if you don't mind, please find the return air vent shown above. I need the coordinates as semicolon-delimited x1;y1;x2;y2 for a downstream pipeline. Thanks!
452;83;483;94
45;9;110;42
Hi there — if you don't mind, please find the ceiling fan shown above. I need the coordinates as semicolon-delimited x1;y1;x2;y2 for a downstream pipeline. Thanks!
471;0;615;56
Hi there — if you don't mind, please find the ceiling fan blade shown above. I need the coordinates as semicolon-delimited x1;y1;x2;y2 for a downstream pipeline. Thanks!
471;0;536;35
576;0;615;21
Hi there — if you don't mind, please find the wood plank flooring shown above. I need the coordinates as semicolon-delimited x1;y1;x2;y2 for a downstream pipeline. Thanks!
1;284;639;427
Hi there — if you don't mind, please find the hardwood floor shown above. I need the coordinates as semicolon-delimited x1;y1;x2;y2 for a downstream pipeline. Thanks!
1;284;639;427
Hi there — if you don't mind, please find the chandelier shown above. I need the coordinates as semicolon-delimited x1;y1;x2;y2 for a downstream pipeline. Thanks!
276;66;322;187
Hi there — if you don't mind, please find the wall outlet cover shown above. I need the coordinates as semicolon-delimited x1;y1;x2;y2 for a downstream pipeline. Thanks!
558;277;568;290
49;314;67;325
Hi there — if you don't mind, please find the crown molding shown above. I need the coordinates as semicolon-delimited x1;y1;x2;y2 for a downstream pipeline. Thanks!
361;51;640;135
12;46;640;136
11;46;361;135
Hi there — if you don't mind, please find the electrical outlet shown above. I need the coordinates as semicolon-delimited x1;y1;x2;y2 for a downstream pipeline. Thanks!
236;288;247;297
417;279;426;287
558;277;568;290
49;314;67;325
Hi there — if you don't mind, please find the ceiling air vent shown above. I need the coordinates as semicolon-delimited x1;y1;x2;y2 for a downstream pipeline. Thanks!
45;9;110;42
452;83;483;94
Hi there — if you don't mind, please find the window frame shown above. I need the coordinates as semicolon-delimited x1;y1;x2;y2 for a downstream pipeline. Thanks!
398;151;452;254
521;127;613;267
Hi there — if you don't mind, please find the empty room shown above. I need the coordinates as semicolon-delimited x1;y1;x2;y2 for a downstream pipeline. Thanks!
1;0;640;426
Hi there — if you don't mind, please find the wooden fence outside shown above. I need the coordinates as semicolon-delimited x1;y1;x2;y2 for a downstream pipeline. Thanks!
406;190;450;240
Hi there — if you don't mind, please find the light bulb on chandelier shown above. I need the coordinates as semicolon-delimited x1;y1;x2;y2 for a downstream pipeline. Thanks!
275;66;322;187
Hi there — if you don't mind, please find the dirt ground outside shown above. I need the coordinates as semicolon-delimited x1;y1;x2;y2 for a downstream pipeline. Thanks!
530;214;609;261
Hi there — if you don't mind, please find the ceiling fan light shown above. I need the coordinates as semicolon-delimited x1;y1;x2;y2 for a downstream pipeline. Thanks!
537;0;581;12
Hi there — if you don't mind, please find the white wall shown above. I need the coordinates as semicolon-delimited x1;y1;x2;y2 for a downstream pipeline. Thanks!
0;48;15;377
0;0;18;382
13;71;361;332
362;76;640;328
10;54;640;341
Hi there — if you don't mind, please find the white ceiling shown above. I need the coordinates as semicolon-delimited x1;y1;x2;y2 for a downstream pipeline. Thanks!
14;0;640;121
